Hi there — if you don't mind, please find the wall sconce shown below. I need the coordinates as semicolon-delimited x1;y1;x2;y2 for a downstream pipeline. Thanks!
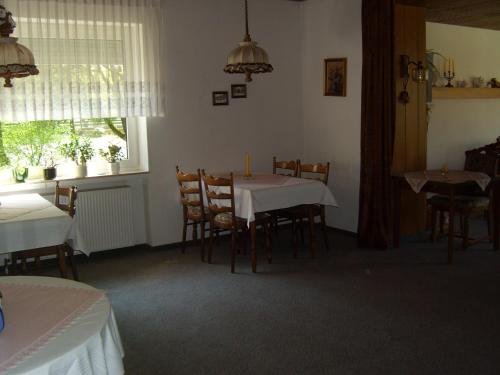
399;54;425;104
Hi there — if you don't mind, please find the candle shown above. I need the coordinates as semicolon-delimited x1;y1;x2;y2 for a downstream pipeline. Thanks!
452;59;455;74
245;153;250;176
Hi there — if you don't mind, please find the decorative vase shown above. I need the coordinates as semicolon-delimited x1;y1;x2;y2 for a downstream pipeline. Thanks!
74;165;87;178
12;167;28;183
109;162;120;175
43;167;57;180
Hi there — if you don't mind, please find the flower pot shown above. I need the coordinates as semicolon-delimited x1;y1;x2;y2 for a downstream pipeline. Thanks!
74;165;87;178
43;167;57;180
109;162;120;175
12;167;28;183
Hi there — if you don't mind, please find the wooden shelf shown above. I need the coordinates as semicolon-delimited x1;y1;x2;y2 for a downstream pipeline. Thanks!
432;87;500;99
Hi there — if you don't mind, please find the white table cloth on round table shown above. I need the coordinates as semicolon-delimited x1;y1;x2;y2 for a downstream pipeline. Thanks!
0;276;124;375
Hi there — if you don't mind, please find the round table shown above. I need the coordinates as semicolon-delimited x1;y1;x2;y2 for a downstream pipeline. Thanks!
0;276;124;375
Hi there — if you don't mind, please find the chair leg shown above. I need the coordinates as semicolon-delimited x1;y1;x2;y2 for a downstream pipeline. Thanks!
439;211;445;236
35;256;42;269
430;206;437;243
57;246;68;279
462;214;470;250
181;218;188;254
208;220;214;264
264;221;272;264
292;218;298;259
200;221;205;262
230;230;237;273
21;257;27;273
9;254;18;275
192;222;198;243
66;245;79;281
320;205;329;251
299;218;305;245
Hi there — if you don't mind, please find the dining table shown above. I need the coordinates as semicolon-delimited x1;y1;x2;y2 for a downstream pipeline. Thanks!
0;276;124;375
204;173;338;271
0;194;74;276
392;170;500;263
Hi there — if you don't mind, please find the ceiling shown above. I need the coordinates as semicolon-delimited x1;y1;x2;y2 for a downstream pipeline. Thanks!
425;0;500;31
293;0;500;32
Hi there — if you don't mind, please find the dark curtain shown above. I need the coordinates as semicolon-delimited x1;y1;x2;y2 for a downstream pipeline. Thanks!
357;0;395;249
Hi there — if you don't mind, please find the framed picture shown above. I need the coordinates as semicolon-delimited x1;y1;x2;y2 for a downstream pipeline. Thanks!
324;58;347;97
231;84;247;99
212;91;229;106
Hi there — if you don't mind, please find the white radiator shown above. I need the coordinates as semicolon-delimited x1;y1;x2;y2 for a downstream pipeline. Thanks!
75;186;135;253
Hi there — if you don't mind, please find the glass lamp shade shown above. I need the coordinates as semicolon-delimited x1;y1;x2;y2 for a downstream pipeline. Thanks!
224;39;273;82
0;37;39;87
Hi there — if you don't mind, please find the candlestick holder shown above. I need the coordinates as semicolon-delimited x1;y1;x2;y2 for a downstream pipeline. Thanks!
443;70;455;88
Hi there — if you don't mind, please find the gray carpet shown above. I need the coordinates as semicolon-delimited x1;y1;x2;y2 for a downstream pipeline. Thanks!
39;225;500;375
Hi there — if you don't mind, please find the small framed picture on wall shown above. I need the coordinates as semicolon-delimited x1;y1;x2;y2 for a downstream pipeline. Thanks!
212;91;229;106
231;84;247;99
324;58;347;97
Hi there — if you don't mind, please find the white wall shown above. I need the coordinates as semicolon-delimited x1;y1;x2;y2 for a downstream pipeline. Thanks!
427;22;500;169
301;0;362;232
146;0;304;246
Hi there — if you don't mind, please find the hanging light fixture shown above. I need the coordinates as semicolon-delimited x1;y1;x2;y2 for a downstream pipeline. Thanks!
0;4;38;88
224;0;273;82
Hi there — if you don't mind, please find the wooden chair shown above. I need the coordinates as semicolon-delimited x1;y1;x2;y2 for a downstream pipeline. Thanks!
11;183;79;280
176;166;209;261
273;157;299;177
429;148;499;249
274;162;331;258
202;171;272;273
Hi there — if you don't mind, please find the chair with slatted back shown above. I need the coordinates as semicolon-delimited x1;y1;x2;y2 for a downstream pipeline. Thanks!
12;182;79;280
202;171;272;273
270;157;300;232
273;157;299;177
273;162;331;258
428;148;498;249
296;162;331;254
176;166;209;261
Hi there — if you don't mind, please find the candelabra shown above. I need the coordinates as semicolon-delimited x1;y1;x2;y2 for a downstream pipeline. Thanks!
443;70;455;88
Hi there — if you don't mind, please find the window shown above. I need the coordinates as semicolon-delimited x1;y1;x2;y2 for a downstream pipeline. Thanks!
0;1;162;183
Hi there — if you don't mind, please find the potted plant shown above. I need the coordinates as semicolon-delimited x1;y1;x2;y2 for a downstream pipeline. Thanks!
100;144;124;175
41;153;57;180
60;136;94;178
12;166;28;183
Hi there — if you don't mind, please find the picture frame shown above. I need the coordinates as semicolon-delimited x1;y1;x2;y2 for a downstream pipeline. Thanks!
212;91;229;106
231;84;247;99
324;58;347;97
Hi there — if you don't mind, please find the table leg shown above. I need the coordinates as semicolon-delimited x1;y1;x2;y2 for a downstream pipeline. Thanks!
448;189;455;264
308;206;317;258
393;177;401;249
250;221;257;273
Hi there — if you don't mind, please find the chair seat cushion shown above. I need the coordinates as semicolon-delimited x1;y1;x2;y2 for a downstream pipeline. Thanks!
428;194;490;209
214;212;233;225
187;206;206;221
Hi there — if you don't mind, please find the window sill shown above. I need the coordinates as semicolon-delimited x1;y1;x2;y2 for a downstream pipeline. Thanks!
0;168;149;194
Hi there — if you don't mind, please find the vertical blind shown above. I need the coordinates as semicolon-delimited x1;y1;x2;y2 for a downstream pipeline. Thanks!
0;0;164;122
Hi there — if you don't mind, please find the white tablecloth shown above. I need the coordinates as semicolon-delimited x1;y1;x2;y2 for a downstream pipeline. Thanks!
204;174;339;224
1;276;124;375
0;194;73;255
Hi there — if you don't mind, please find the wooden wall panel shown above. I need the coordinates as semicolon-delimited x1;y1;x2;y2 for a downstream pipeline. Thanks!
393;4;428;235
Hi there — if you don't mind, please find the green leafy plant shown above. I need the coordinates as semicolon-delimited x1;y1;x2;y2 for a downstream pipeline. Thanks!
99;144;124;163
426;49;445;86
60;136;94;165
